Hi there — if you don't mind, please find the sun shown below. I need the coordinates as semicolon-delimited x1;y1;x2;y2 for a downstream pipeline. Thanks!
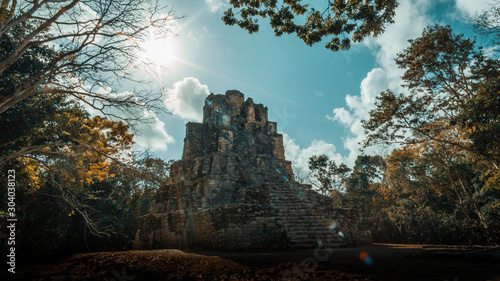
137;32;179;77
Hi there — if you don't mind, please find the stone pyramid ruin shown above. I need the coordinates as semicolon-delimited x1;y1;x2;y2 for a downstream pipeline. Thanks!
133;90;371;250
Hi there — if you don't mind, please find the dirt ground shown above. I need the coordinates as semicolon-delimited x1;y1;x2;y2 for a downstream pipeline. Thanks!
4;244;500;281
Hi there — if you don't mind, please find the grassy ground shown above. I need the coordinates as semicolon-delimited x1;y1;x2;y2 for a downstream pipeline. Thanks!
3;244;500;280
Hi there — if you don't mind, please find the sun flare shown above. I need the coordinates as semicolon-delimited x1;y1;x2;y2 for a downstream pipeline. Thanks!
137;33;179;77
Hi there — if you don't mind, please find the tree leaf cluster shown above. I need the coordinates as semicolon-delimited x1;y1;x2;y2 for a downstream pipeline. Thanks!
222;0;398;51
363;25;500;166
314;23;500;245
308;154;350;199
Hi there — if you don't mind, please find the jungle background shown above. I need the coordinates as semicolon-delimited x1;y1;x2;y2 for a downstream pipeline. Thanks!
0;0;499;265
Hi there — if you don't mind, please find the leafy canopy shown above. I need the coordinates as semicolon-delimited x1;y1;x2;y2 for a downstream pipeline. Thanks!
222;0;398;51
363;25;500;166
308;154;350;197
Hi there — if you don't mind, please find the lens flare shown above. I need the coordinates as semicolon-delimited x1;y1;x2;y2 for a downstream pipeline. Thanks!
359;251;373;266
329;222;337;231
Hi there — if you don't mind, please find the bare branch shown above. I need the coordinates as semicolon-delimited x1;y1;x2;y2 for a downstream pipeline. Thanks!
0;0;181;117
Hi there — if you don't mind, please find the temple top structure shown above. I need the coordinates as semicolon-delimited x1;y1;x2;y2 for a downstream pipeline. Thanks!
182;90;284;166
201;90;276;132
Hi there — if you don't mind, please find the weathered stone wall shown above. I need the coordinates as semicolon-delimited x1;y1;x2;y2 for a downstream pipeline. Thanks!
134;90;371;251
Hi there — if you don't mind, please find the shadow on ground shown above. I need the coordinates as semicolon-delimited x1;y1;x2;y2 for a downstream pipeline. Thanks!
3;244;500;280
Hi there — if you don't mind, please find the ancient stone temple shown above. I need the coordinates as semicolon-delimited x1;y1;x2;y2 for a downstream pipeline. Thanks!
134;90;371;250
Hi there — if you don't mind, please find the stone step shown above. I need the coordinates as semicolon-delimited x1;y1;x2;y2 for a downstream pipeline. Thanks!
287;229;333;234
277;219;332;225
276;208;328;213
281;223;331;228
276;213;329;219
275;206;321;210
278;222;332;228
314;243;347;248
276;218;332;224
288;237;346;246
284;228;333;234
289;238;346;246
276;214;327;218
268;183;353;250
286;223;332;228
288;234;337;240
287;234;308;240
285;231;335;237
277;214;329;218
284;227;336;233
288;233;342;239
291;243;314;248
278;215;332;220
287;235;344;243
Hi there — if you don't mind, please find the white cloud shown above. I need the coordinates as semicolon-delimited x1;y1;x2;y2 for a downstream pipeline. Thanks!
328;0;432;162
283;133;346;179
132;111;174;152
164;77;210;121
455;0;491;16
83;89;174;152
332;67;389;124
205;0;229;12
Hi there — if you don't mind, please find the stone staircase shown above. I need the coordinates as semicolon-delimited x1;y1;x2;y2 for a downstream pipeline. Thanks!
269;183;348;249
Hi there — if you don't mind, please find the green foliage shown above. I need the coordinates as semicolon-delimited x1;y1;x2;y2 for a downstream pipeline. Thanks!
222;0;398;51
349;24;500;245
310;148;500;244
343;155;384;218
308;154;350;199
0;154;172;259
308;23;500;245
381;146;499;244
363;25;500;166
0;21;57;99
0;1;175;259
0;51;159;257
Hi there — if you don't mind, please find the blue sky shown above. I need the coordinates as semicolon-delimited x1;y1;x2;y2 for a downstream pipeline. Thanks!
114;0;493;175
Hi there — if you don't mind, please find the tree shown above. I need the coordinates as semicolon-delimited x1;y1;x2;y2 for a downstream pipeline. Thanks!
222;0;398;51
344;155;384;211
0;0;178;257
361;24;500;244
381;144;500;244
0;93;133;167
0;0;178;116
471;2;500;51
308;154;350;198
0;91;136;234
0;153;173;259
63;154;172;253
0;81;174;256
363;25;500;168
